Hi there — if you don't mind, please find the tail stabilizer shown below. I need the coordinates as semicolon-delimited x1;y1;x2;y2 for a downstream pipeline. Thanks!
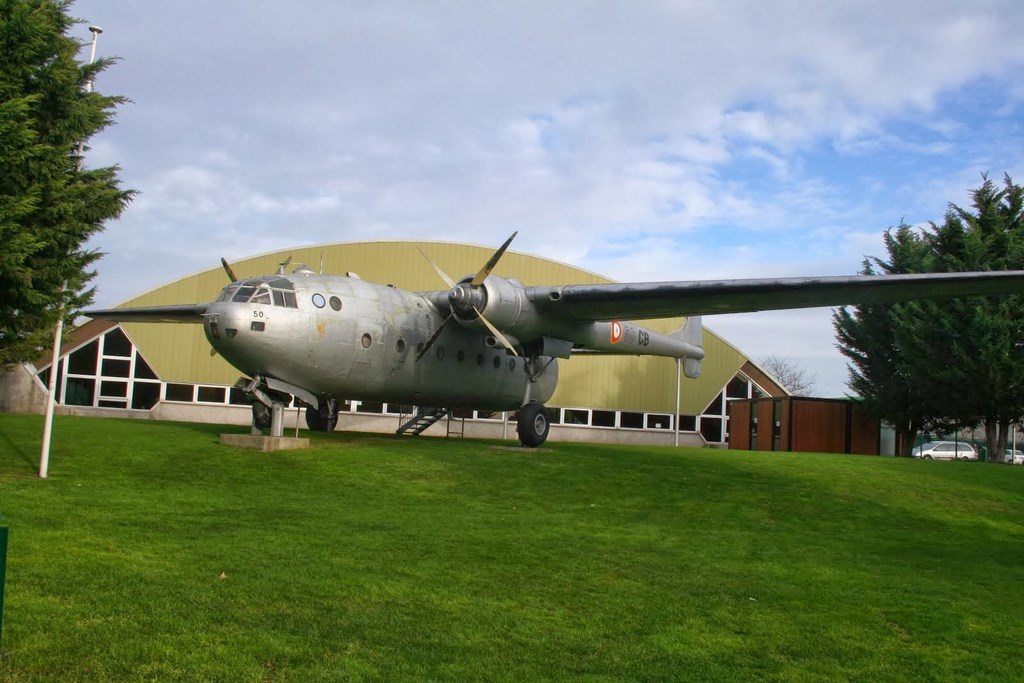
672;315;703;378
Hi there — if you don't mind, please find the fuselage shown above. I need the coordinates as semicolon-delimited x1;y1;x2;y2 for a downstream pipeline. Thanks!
202;270;558;410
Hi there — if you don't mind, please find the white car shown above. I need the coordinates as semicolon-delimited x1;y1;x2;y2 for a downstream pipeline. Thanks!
912;441;978;461
1005;449;1024;465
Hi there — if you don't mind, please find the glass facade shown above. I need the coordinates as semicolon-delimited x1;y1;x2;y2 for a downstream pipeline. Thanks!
38;327;162;410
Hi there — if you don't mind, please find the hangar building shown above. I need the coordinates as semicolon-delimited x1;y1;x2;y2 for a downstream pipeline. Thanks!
2;241;786;446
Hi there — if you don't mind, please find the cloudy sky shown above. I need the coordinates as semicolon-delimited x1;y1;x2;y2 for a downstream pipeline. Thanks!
71;0;1024;397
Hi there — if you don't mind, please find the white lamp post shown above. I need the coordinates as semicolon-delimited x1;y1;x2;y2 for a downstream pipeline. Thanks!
40;25;103;479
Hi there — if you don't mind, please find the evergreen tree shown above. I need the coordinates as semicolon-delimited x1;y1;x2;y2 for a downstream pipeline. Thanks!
834;176;1024;459
934;176;1024;460
0;0;134;367
833;226;942;456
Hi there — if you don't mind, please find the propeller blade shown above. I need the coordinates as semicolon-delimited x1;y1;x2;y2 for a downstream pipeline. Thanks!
277;255;293;275
416;312;454;361
473;306;517;355
417;247;456;289
470;231;517;286
221;257;237;282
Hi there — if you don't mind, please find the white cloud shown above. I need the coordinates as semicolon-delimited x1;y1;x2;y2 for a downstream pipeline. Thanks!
72;0;1024;397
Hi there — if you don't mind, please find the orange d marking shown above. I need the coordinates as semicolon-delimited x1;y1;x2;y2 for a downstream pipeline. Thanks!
610;320;623;344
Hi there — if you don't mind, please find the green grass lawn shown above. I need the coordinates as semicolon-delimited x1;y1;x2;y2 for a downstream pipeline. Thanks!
1;414;1022;681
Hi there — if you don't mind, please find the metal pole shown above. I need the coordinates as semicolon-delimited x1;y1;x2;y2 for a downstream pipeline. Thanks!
39;299;65;478
1014;423;1018;463
74;27;102;168
39;26;102;479
674;358;681;447
1;515;8;650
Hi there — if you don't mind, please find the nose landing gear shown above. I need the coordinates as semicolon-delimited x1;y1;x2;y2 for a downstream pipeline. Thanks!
251;401;272;430
237;375;323;438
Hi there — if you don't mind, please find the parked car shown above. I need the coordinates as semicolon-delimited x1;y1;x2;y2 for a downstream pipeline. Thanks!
912;441;978;461
1005;449;1024;465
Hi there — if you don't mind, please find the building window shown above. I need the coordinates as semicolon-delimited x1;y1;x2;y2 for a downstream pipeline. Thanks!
132;382;161;410
620;412;644;430
646;414;672;430
726;376;749;399
37;327;163;412
102;327;133;357
563;409;590;426
700;417;723;443
65;378;95;406
165;383;195;402
197;386;227;403
67;340;98;375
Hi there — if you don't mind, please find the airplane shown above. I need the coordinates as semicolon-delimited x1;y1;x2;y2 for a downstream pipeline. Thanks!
83;232;1024;447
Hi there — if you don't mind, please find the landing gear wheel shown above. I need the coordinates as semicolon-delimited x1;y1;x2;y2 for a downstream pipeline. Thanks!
305;400;339;432
251;402;272;430
517;401;550;448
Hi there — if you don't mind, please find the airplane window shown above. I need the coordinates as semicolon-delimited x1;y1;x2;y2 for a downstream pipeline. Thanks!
493;356;501;369
361;333;372;348
283;291;297;308
329;296;342;311
250;287;271;305
272;290;285;307
312;293;326;308
232;286;256;302
217;286;239;302
508;358;516;372
267;277;293;290
436;346;445;360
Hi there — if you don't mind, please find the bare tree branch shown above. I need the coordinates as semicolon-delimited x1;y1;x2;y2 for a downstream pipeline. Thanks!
759;355;818;396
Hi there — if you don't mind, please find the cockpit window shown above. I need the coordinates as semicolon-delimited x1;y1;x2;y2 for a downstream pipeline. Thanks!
232;286;257;302
250;287;272;305
267;277;293;290
272;290;298;307
217;277;298;308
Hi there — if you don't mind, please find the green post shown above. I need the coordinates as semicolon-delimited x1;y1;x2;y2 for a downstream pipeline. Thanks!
0;517;7;651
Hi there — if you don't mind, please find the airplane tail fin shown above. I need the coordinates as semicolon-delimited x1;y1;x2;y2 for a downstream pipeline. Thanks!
671;316;703;379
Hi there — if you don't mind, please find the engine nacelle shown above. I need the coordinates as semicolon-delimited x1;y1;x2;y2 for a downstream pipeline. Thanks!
451;275;532;332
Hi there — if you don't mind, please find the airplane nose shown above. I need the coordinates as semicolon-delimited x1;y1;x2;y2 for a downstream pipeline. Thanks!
205;308;246;346
207;314;221;340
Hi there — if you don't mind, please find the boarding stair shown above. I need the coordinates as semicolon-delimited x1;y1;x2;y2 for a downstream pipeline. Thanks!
396;407;450;436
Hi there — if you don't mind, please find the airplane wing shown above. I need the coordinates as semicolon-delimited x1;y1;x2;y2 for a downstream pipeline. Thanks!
81;304;209;324
527;271;1024;321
